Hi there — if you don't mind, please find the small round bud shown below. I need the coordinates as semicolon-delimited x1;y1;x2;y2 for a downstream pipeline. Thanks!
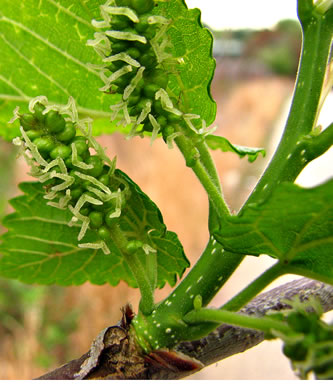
98;226;110;240
50;144;72;160
57;122;76;143
89;211;104;229
45;111;66;134
33;136;56;153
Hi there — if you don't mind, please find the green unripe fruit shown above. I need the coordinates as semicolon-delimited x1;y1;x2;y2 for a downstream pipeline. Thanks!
98;174;110;187
147;69;168;89
98;226;110;240
80;150;91;162
85;156;104;177
283;343;307;362
65;154;83;170
167;112;182;123
133;40;150;53
157;115;167;128
162;125;175;142
70;188;83;201
145;28;158;41
111;15;131;30
111;41;129;54
135;14;150;33
126;240;143;254
72;136;88;155
107;62;121;73
89;211;104;229
105;209;119;227
57;122;76;143
33;136;56;153
140;51;157;69
20;113;37;131
126;47;141;59
45;110;66;134
143;83;160;99
127;94;141;107
131;0;155;15
136;78;145;91
50;166;61;175
80;207;90;216
153;99;164;115
286;312;312;333
69;171;83;188
115;0;131;6
142;120;153;132
50;145;72;160
33;103;46;123
113;71;135;89
26;130;42;140
129;98;151;116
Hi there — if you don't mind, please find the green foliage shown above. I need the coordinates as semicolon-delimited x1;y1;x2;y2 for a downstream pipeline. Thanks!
0;178;188;287
0;0;118;141
214;180;333;284
153;0;216;125
267;298;333;379
86;0;216;143
0;0;332;375
205;134;266;162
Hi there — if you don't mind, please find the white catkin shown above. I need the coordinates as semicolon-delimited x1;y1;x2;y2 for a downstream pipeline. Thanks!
103;6;139;23
78;241;111;255
105;30;147;44
123;66;145;100
99;65;133;92
148;114;160;144
103;52;140;68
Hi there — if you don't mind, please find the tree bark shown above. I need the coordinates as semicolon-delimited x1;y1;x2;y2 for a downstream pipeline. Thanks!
36;278;333;380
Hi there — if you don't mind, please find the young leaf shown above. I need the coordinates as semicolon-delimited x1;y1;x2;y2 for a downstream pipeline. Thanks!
155;0;216;126
0;178;189;287
214;180;333;284
205;135;266;162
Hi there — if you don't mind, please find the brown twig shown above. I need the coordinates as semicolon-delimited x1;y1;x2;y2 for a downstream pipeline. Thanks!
36;278;333;380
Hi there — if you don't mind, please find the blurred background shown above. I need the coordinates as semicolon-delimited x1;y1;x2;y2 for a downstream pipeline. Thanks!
0;0;332;380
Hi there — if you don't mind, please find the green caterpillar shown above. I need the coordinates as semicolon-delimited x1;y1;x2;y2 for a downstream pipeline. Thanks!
88;0;210;145
11;96;129;255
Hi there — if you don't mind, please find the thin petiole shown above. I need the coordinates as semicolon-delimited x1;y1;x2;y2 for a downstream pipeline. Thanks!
220;262;285;312
183;308;290;335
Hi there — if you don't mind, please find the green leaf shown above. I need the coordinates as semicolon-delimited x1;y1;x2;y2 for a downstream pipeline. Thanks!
155;0;216;126
214;180;333;284
0;0;216;141
0;0;118;141
205;135;266;162
0;177;189;287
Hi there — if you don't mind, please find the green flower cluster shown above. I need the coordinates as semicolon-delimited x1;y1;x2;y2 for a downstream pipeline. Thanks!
272;299;333;379
13;97;128;255
88;0;196;144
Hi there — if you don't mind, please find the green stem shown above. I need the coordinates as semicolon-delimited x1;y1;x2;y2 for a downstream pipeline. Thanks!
161;239;244;315
174;134;230;219
132;241;245;351
243;8;332;207
195;138;224;232
221;263;285;312
305;122;333;160
195;139;221;191
184;308;290;335
110;224;155;315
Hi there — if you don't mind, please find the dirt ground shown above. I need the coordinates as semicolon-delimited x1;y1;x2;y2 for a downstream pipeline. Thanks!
1;67;298;379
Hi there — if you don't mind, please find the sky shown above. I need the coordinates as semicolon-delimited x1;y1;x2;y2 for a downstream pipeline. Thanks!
185;0;298;30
